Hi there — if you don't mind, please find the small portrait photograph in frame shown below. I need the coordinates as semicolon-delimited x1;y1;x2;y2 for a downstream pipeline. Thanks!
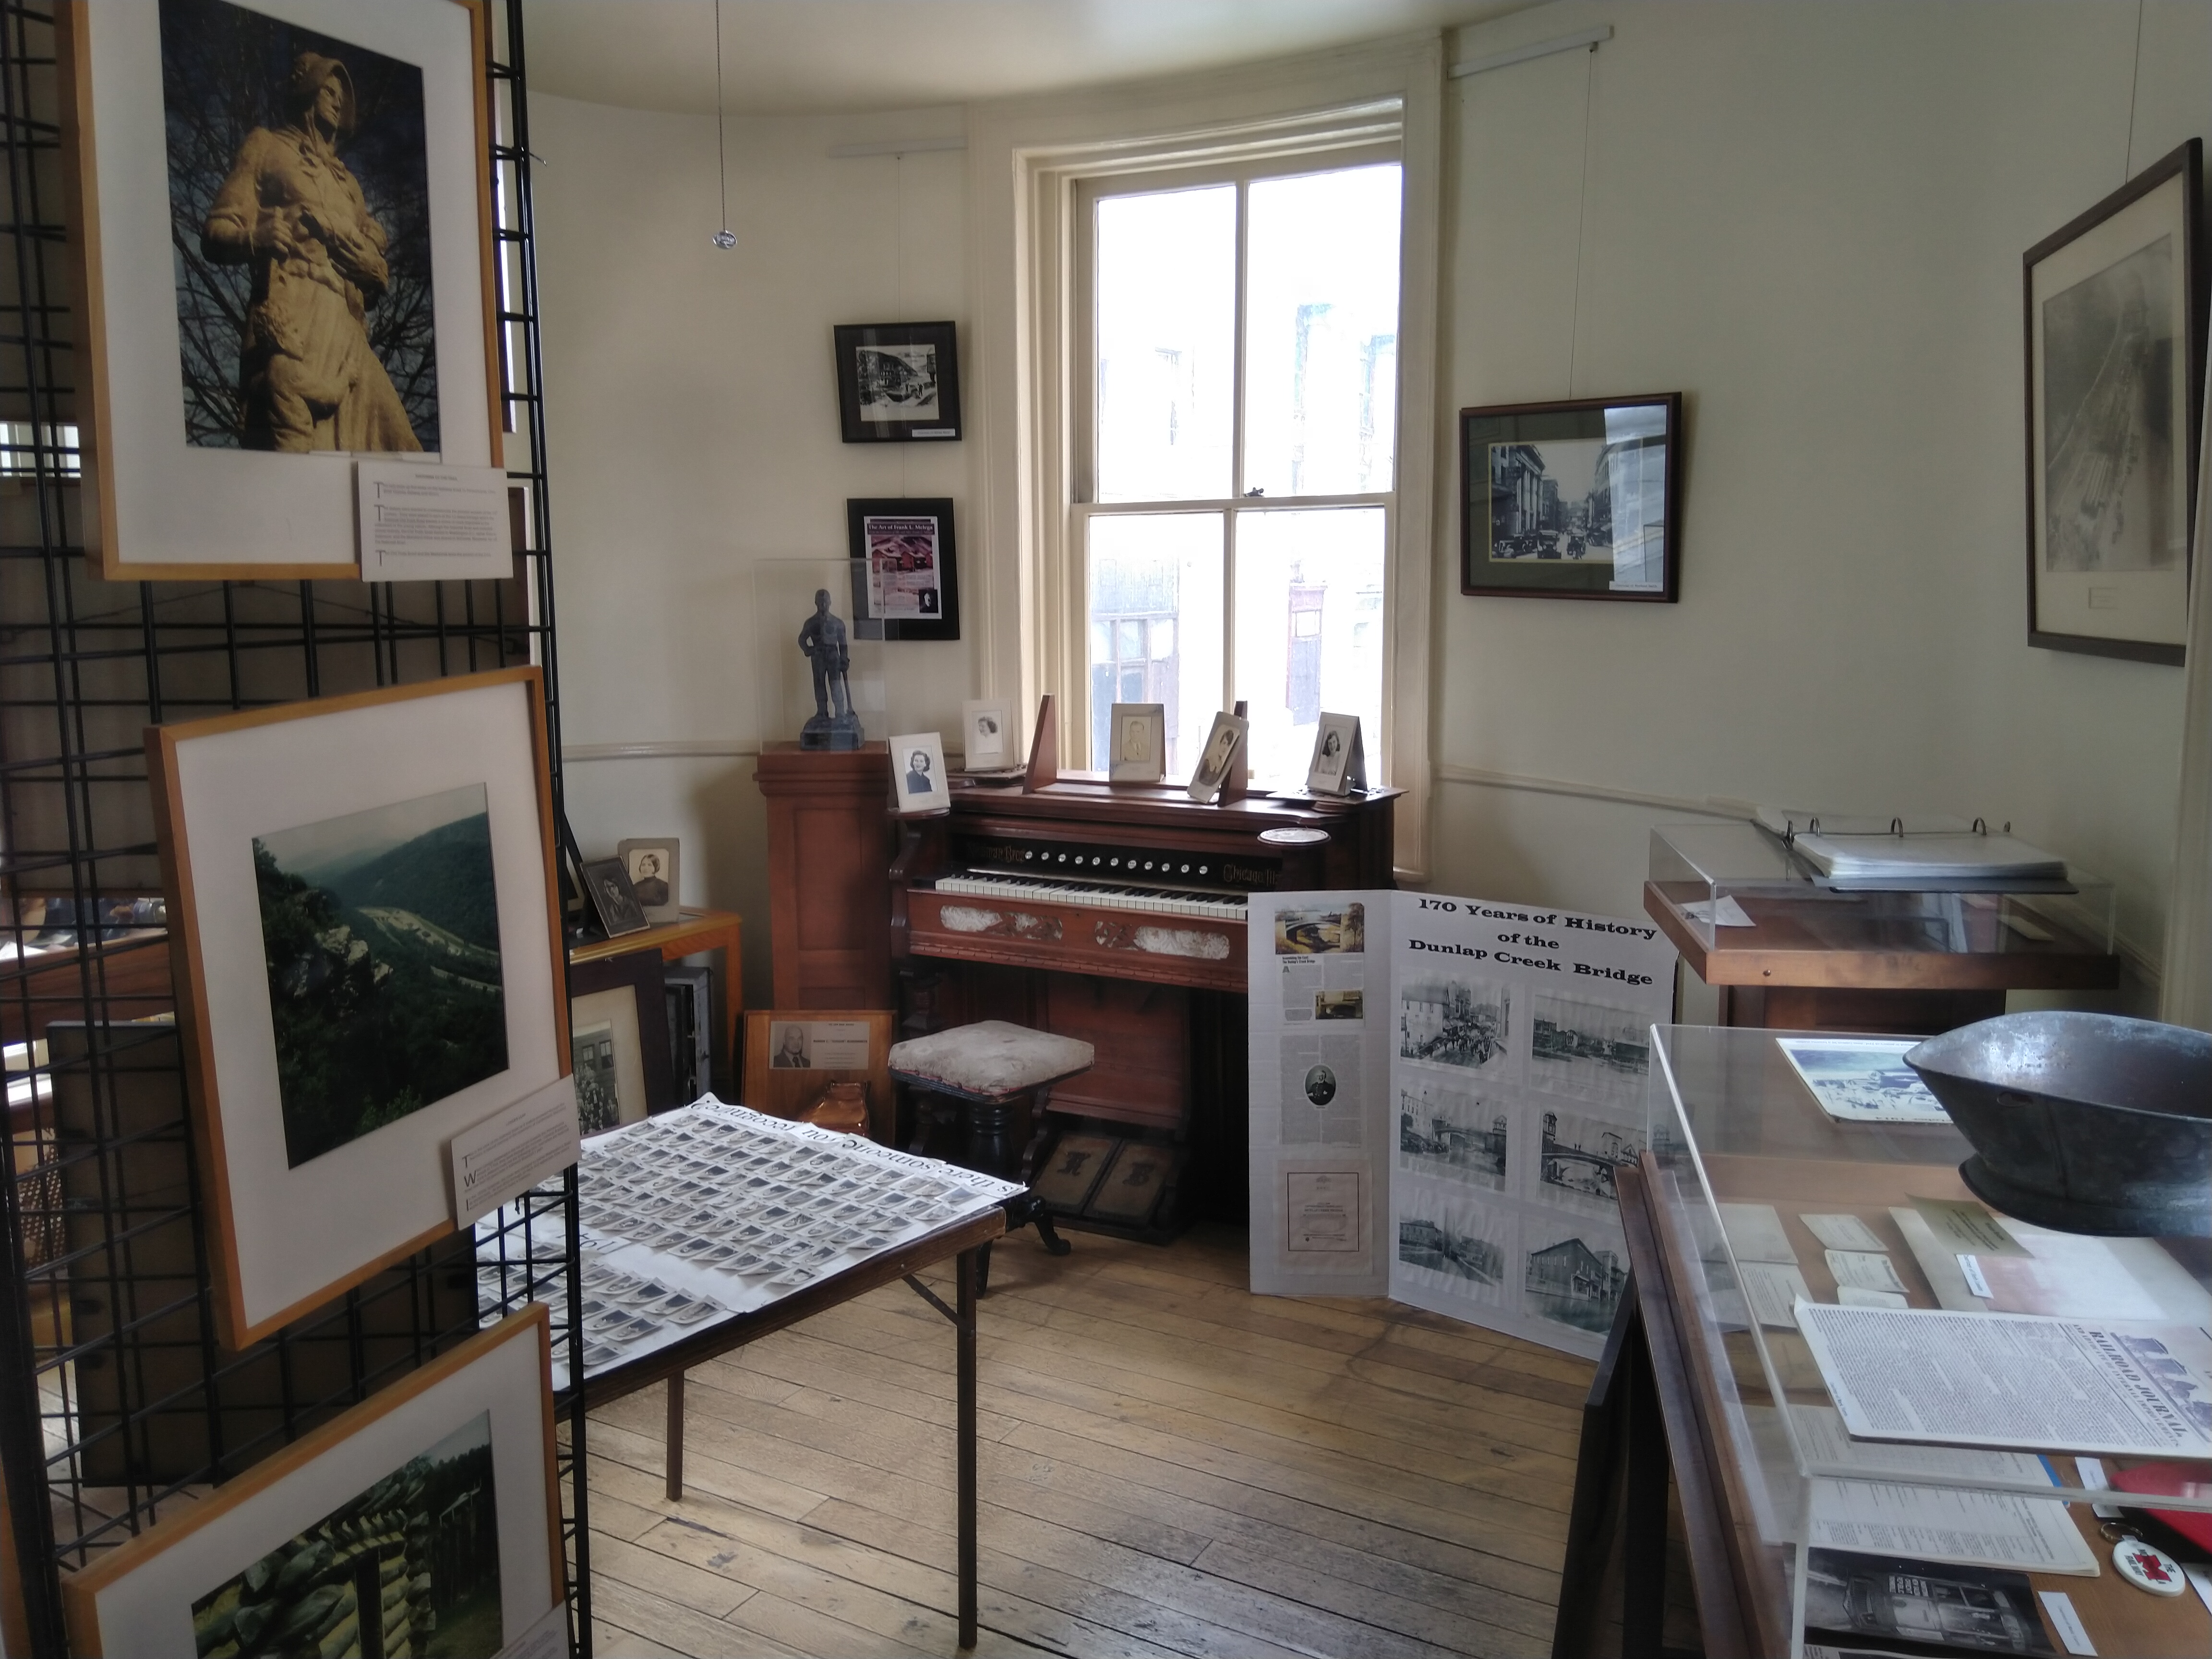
1108;702;1166;784
961;697;1015;770
1186;711;1248;804
832;321;962;443
1305;712;1364;796
614;836;681;925
580;857;649;938
890;731;950;814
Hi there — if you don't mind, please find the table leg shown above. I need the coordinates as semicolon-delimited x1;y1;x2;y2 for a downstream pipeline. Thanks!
666;1371;685;1503
957;1246;979;1649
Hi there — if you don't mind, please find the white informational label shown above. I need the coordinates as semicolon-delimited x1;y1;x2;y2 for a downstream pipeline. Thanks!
763;1018;874;1071
357;461;513;581
2037;1589;2096;1655
448;1075;580;1226
1246;889;1676;1360
1807;1478;2095;1574
494;1600;571;1659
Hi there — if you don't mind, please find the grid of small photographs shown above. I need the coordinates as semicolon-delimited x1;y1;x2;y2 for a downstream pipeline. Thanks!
478;1102;1019;1382
1392;974;1652;1346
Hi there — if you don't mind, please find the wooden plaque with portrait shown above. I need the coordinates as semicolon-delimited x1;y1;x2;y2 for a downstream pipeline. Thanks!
742;1009;895;1144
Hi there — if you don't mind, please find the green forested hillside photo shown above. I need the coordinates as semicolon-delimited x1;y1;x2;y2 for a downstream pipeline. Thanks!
255;785;508;1167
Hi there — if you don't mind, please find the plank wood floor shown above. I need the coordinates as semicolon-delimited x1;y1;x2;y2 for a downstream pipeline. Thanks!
582;1223;1604;1659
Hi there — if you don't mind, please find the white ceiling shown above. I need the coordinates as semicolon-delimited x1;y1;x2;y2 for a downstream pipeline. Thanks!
521;0;1548;116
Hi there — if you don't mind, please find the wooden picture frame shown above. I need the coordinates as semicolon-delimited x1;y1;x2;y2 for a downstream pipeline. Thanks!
148;667;568;1349
569;950;673;1133
57;0;503;580
832;321;962;443
614;836;681;925
1459;394;1683;602
62;1308;562;1659
2025;138;2204;664
847;497;961;641
743;1010;895;1143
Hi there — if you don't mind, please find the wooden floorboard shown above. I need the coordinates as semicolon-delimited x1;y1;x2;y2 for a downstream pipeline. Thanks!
584;1223;1587;1658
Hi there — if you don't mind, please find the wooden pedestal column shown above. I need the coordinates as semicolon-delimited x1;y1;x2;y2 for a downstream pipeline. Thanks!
757;741;893;1010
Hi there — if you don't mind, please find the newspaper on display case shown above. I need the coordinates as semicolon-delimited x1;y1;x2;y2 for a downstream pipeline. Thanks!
1248;890;1676;1359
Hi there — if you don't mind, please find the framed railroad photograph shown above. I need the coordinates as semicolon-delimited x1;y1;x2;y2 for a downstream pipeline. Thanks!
832;320;962;443
58;0;501;579
148;668;568;1348
62;1308;562;1659
847;497;961;641
1460;394;1682;602
2025;138;2203;664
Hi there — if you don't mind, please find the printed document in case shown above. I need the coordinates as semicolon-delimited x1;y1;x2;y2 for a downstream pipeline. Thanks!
1796;1301;2212;1458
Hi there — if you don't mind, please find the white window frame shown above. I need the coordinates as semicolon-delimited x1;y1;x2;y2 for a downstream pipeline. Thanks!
967;36;1444;878
1070;146;1402;775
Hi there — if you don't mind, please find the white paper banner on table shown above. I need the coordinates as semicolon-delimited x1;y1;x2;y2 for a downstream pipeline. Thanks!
1247;890;1676;1359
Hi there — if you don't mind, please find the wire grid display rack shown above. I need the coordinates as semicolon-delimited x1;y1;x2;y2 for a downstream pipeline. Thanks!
0;4;590;1653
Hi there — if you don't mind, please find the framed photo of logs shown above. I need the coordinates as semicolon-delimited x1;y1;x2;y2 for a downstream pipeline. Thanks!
61;1307;562;1659
57;0;501;579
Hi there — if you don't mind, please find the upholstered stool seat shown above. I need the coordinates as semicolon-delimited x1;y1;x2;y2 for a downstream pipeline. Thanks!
890;1020;1088;1285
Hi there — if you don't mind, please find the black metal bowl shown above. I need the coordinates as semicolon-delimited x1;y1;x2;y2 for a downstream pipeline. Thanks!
1904;1012;2212;1238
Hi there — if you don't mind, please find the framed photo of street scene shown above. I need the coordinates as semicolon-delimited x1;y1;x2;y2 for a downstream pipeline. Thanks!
846;497;961;641
148;668;568;1348
2025;138;2203;665
61;1307;562;1659
58;0;500;580
1459;394;1682;602
832;320;962;444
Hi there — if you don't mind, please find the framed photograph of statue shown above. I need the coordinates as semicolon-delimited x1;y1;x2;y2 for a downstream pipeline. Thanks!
58;0;501;580
61;1307;563;1659
1459;394;1682;602
846;497;961;641
832;321;962;444
2025;138;2204;665
148;668;569;1348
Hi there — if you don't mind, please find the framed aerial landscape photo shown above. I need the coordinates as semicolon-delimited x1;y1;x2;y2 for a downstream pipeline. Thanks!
1459;394;1683;602
58;0;500;579
62;1307;561;1659
2025;138;2203;664
149;668;567;1347
832;321;962;443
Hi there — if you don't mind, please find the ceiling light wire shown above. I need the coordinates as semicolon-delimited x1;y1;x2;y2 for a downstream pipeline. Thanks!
711;0;734;249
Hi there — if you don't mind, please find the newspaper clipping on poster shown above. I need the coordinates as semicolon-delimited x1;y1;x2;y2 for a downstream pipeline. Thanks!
863;514;943;619
1248;890;1677;1359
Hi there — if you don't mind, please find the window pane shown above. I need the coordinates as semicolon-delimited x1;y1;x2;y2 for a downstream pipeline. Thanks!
1087;513;1224;773
1233;507;1386;784
1243;165;1402;498
1095;186;1236;503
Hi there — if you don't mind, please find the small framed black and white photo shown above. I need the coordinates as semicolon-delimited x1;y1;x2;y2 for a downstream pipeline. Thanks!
847;497;960;641
1107;703;1166;784
1305;712;1366;797
1461;394;1682;602
614;837;680;925
890;731;950;814
1187;711;1248;805
961;698;1016;770
580;857;649;938
2025;138;2203;664
833;321;962;444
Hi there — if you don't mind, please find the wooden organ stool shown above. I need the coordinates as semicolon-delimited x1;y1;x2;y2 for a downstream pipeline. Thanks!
890;1020;1083;1284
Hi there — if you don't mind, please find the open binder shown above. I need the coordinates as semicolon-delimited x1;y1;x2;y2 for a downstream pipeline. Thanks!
1752;807;2071;892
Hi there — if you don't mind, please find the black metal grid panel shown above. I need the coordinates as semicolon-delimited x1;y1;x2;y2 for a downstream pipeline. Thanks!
0;3;589;1654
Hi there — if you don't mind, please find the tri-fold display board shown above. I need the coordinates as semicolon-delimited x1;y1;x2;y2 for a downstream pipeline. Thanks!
1249;890;1677;1359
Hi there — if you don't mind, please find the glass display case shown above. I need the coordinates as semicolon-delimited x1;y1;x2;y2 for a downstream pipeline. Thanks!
1643;1024;2212;1656
752;557;888;746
